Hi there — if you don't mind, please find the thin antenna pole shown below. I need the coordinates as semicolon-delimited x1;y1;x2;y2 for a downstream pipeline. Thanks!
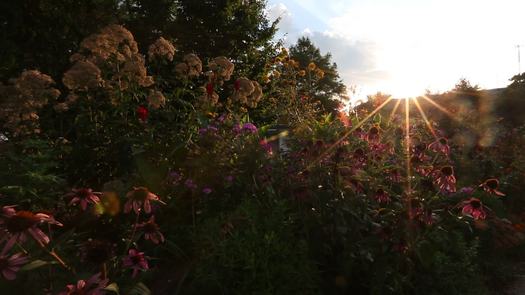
518;45;521;74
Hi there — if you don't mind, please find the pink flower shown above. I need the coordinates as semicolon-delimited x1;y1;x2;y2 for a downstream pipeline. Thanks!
0;207;62;254
58;273;108;295
136;216;165;244
124;187;164;215
432;166;457;193
0;252;29;280
366;126;380;142
479;178;505;196
67;188;101;211
419;208;436;225
428;137;450;156
202;187;212;194
410;156;432;176
374;188;391;203
386;168;402;183
461;198;487;220
259;139;273;154
123;249;149;278
352;148;367;170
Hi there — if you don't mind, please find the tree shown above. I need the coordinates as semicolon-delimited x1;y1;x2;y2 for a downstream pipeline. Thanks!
0;0;121;81
170;0;279;78
0;0;280;82
289;37;347;115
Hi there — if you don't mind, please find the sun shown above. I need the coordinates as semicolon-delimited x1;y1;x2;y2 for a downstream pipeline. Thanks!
387;82;426;99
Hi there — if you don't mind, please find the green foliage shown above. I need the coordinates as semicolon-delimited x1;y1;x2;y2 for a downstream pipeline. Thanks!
189;198;319;294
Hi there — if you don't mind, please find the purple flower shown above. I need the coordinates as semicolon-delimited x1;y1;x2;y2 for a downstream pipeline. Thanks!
202;187;212;194
185;179;197;190
123;249;149;278
225;175;234;183
241;122;257;134
217;114;227;123
0;252;29;280
167;171;182;185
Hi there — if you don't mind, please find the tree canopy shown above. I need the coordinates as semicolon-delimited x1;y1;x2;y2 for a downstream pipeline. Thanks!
289;37;347;115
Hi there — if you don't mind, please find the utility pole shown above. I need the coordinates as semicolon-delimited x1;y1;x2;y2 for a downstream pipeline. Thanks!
518;45;522;74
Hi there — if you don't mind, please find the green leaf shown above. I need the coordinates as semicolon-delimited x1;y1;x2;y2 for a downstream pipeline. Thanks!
20;260;57;271
104;283;120;294
373;113;382;124
128;282;151;295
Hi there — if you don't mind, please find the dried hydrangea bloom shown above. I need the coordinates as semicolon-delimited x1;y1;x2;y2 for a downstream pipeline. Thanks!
0;70;60;137
198;85;219;105
119;54;154;88
147;90;166;109
175;62;189;76
62;60;103;90
148;37;176;61
209;56;234;81
69;24;153;94
0;252;29;280
232;77;263;107
14;70;59;102
183;53;202;77
246;81;263;108
235;77;255;96
58;273;109;295
79;24;138;65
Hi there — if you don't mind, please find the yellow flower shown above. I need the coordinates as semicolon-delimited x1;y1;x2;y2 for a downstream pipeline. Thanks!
315;69;325;79
308;62;316;71
298;70;306;77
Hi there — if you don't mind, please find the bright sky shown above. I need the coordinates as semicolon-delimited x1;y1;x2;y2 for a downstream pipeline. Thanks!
267;0;525;101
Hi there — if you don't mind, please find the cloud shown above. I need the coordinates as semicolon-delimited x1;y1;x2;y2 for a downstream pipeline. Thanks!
291;30;386;99
266;3;294;36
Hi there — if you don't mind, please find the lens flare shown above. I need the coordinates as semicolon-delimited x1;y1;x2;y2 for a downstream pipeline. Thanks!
306;96;394;170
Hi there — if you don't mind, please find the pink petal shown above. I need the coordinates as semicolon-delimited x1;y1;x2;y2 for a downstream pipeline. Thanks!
2;268;17;280
28;228;50;245
144;200;151;214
